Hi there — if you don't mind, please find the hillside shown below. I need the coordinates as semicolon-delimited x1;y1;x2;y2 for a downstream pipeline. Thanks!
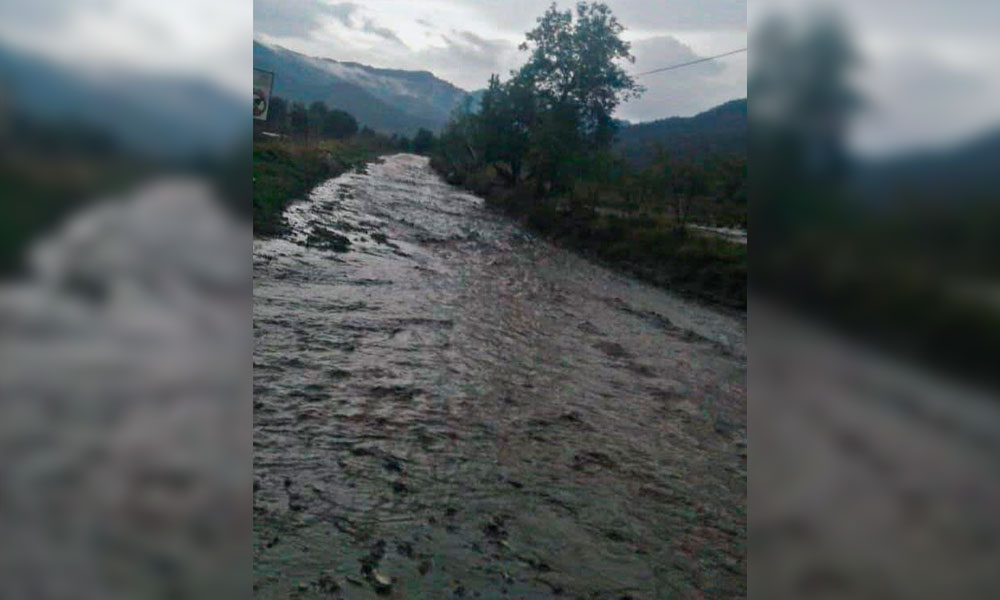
853;126;1000;206
253;40;477;136
0;41;243;158
615;99;747;166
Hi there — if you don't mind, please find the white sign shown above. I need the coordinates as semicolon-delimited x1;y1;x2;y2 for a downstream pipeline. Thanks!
253;69;274;121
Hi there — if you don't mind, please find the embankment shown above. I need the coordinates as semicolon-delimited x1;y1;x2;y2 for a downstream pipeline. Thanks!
431;160;747;311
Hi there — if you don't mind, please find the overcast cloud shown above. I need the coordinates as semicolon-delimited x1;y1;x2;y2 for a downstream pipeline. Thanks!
1;1;994;153
753;0;1000;156
0;0;249;96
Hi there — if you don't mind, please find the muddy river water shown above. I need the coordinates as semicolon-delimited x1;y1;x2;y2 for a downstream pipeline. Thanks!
253;154;747;598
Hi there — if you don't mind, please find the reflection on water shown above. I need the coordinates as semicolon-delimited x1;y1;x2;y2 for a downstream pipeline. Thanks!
253;154;746;598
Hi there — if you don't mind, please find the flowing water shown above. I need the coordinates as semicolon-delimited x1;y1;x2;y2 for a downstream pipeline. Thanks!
253;154;747;599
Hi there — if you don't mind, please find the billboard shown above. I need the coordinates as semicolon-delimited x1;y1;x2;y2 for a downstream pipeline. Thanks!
253;69;274;121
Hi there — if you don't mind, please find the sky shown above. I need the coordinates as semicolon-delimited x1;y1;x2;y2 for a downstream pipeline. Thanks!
252;0;749;123
0;0;251;96
2;1;997;155
752;0;1000;157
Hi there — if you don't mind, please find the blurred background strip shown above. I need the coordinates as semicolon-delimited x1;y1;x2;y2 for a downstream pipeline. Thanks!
751;1;1000;598
0;1;250;598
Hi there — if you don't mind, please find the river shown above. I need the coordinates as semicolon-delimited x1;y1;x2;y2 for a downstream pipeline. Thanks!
252;154;747;598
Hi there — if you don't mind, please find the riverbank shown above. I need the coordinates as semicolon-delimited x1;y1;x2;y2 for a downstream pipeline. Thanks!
253;138;390;236
430;160;747;311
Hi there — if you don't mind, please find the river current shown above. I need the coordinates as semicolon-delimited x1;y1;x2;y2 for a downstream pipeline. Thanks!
252;154;747;598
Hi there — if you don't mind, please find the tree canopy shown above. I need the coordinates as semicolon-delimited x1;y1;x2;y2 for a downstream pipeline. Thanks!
518;2;642;145
413;128;436;154
257;97;360;141
436;1;643;192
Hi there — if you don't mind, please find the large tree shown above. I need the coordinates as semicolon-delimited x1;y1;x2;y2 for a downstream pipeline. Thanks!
518;2;643;146
434;2;644;194
321;109;358;139
478;75;536;183
750;10;861;245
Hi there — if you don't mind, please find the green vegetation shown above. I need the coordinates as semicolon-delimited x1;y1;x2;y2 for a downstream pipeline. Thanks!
615;99;747;169
262;97;359;141
0;160;138;275
412;128;436;154
440;162;747;309
752;11;1000;387
0;115;151;275
253;98;451;236
431;1;747;309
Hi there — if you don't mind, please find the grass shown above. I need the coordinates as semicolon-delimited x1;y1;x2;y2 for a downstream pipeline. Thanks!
432;161;747;311
556;211;746;310
253;137;388;236
0;158;144;276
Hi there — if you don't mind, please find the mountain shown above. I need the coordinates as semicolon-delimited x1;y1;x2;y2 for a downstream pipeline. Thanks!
615;99;747;166
0;41;244;158
253;40;476;136
853;126;1000;206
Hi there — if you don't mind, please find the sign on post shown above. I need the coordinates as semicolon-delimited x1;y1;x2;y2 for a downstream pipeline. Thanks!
253;69;275;121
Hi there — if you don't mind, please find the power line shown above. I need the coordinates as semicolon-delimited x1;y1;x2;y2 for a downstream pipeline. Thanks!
634;47;747;77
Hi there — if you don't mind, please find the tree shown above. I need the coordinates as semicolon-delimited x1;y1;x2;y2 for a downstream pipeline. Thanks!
321;109;359;139
512;2;643;190
437;95;483;171
478;74;536;184
518;2;643;146
526;103;582;195
432;2;646;199
307;101;329;139
266;96;288;132
413;128;436;154
665;160;709;234
289;102;309;139
750;10;861;243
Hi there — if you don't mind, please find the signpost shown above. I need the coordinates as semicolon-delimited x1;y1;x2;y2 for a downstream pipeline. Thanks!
253;69;274;121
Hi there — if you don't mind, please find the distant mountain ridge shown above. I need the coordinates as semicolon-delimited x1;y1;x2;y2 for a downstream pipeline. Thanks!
0;41;243;157
615;99;748;166
854;125;1000;206
253;40;476;136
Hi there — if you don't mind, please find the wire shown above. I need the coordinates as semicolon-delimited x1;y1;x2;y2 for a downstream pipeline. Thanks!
634;47;747;77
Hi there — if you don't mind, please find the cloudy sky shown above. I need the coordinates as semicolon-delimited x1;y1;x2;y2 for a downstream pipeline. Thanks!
0;0;250;96
3;0;996;156
752;0;1000;156
253;0;749;123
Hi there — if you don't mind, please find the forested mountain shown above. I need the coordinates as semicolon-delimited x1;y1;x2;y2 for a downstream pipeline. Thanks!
253;40;478;136
615;99;747;166
853;127;1000;206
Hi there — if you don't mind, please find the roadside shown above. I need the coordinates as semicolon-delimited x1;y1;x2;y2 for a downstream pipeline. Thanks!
429;161;747;312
